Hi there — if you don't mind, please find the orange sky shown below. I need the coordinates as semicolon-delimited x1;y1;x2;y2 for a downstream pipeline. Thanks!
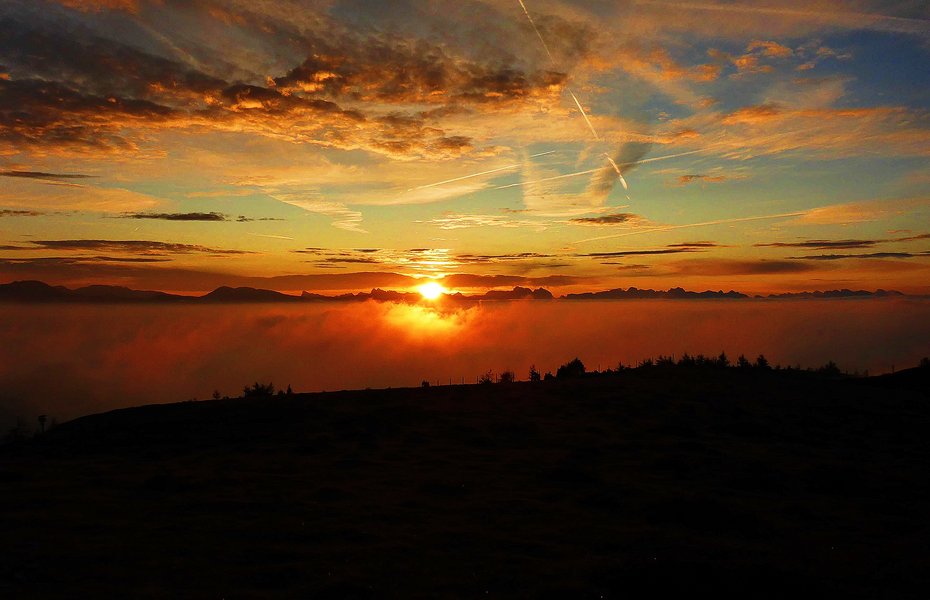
1;0;929;294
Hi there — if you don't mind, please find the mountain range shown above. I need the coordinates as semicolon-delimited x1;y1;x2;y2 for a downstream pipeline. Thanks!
0;280;906;304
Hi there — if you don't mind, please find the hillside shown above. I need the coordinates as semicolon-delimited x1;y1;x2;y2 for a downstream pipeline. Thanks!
1;369;929;598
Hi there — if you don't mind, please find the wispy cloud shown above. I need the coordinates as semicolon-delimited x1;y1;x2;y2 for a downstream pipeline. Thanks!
20;239;254;255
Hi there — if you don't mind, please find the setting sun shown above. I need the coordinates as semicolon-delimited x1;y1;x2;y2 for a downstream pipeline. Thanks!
417;281;447;300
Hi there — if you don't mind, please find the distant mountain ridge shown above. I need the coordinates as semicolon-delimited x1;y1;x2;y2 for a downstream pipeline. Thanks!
0;280;909;304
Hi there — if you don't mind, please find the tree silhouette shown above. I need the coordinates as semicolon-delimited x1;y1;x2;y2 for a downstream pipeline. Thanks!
755;354;771;370
737;354;751;369
478;370;494;385
529;365;541;382
499;370;515;384
556;358;586;379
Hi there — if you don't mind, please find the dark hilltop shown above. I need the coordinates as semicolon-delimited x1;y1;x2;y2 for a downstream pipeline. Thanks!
2;359;929;598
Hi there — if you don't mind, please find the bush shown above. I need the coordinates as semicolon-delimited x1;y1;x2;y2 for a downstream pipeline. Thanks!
478;370;495;385
243;382;275;397
499;370;515;384
556;358;585;379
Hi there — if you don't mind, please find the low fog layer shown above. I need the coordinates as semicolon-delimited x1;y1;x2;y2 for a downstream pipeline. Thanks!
2;298;929;429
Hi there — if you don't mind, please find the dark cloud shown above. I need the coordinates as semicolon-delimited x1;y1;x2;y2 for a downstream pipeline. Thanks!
756;239;879;250
894;233;930;242
440;273;582;288
666;241;720;248
0;258;428;291
0;209;44;217
570;213;644;226
0;11;562;159
271;24;566;107
1;255;170;264
0;77;176;152
236;215;285;222
789;252;930;260
0;170;92;180
454;252;555;264
670;259;820;276
586;248;705;258
25;239;253;255
121;212;228;221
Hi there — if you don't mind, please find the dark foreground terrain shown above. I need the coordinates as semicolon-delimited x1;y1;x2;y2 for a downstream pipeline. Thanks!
2;368;929;598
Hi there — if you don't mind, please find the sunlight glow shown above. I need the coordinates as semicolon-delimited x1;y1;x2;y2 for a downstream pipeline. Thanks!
417;281;447;300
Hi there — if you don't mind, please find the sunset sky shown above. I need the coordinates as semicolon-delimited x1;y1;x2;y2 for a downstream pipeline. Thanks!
2;0;929;294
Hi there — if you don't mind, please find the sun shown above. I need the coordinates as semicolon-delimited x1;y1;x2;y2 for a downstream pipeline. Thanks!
417;281;447;300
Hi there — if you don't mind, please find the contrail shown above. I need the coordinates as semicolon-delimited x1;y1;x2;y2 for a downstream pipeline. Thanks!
495;148;708;191
574;211;806;244
517;0;554;60
408;151;557;191
603;153;628;190
248;233;296;240
569;89;600;140
517;0;600;140
494;168;600;190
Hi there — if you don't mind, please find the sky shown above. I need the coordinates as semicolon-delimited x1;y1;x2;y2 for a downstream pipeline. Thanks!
1;0;929;295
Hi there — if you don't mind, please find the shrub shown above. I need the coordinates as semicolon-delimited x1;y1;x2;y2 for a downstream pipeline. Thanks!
556;358;586;379
478;370;495;385
499;370;515;384
243;382;275;397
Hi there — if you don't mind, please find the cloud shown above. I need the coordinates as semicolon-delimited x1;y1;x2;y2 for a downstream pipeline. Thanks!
54;0;139;13
677;174;727;185
585;248;706;258
668;258;822;276
423;213;547;231
794;198;930;225
5;298;929;430
121;212;229;221
22;239;254;255
748;40;794;58
569;213;646;226
789;252;930;260
271;34;566;107
756;239;879;250
0;13;568;160
0;209;44;217
440;273;583;289
0;170;92;180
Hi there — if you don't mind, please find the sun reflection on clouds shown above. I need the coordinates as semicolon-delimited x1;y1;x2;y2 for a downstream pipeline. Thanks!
383;302;470;338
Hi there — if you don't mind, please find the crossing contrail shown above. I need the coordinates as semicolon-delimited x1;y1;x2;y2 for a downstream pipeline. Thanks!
407;151;557;192
517;0;600;140
603;153;628;190
494;148;707;191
